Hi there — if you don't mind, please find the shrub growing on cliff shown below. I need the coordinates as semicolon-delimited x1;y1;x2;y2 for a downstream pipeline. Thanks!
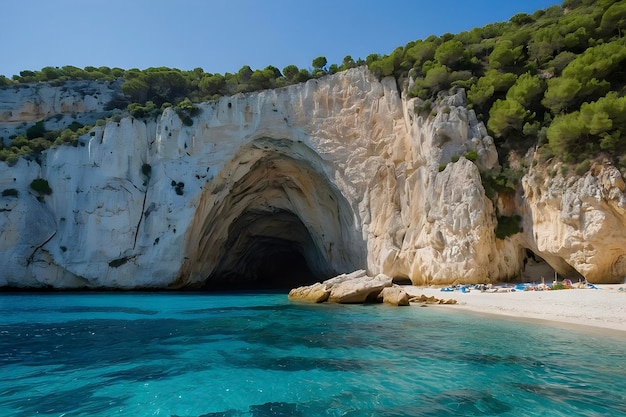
480;168;520;200
26;121;47;140
414;99;433;115
174;99;200;126
11;136;29;148
0;75;14;86
495;215;522;239
575;159;591;176
30;178;52;195
128;101;158;119
464;151;478;162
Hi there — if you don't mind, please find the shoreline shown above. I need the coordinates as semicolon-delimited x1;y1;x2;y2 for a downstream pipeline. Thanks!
403;284;626;334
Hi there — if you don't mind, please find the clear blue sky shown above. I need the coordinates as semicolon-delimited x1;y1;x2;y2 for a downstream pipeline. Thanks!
1;0;561;78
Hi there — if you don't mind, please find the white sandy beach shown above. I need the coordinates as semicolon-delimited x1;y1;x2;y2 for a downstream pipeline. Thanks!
403;284;626;333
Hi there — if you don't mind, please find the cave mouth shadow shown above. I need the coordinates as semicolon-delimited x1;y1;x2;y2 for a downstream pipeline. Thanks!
202;210;332;291
184;138;365;291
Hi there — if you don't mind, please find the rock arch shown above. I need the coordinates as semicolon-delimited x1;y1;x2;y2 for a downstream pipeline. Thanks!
178;137;365;289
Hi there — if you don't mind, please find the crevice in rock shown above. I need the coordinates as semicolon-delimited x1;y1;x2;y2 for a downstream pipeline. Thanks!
27;231;56;266
133;187;148;250
109;255;136;268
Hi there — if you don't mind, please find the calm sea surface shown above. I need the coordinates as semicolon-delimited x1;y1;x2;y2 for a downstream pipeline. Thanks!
0;292;624;416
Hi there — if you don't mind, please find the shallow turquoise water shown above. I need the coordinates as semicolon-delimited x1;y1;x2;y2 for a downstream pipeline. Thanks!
0;292;624;416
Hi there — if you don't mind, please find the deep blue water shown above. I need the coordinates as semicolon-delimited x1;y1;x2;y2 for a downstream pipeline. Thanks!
0;292;624;417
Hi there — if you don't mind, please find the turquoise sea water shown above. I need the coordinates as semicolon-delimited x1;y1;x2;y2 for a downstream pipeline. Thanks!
0;292;624;417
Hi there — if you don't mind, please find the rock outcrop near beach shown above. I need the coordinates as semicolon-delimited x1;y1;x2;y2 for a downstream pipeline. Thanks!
288;270;411;305
1;67;625;288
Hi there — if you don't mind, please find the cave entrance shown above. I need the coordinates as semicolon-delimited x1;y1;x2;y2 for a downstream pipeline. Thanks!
180;138;365;290
204;210;325;290
521;249;585;283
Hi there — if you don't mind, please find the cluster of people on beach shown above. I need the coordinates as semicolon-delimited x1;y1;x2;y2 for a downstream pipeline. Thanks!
440;278;600;293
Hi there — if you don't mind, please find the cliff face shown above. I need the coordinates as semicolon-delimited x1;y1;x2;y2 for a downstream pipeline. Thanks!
0;67;624;288
519;162;626;283
0;80;122;142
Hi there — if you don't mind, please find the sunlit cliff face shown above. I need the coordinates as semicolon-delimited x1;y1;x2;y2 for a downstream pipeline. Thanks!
6;67;624;289
179;138;362;289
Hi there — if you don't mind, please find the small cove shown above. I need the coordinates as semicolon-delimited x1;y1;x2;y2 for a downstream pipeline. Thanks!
0;292;624;416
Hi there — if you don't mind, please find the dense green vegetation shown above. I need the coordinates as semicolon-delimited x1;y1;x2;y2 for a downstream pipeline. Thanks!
0;55;356;106
1;0;625;177
396;0;626;170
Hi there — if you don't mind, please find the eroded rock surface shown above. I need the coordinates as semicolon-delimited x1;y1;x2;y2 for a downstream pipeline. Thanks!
289;270;411;305
326;271;393;303
518;161;626;283
287;282;331;303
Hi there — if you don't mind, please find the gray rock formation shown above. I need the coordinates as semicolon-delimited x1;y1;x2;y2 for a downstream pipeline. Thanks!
1;67;625;288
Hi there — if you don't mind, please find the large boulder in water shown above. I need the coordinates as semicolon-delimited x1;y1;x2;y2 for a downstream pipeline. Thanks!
289;270;396;304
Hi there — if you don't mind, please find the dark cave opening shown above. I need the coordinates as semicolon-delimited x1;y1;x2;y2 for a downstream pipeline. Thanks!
203;210;331;290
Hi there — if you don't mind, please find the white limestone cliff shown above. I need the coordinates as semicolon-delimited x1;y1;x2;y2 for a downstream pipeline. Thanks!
1;67;625;288
518;160;626;283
